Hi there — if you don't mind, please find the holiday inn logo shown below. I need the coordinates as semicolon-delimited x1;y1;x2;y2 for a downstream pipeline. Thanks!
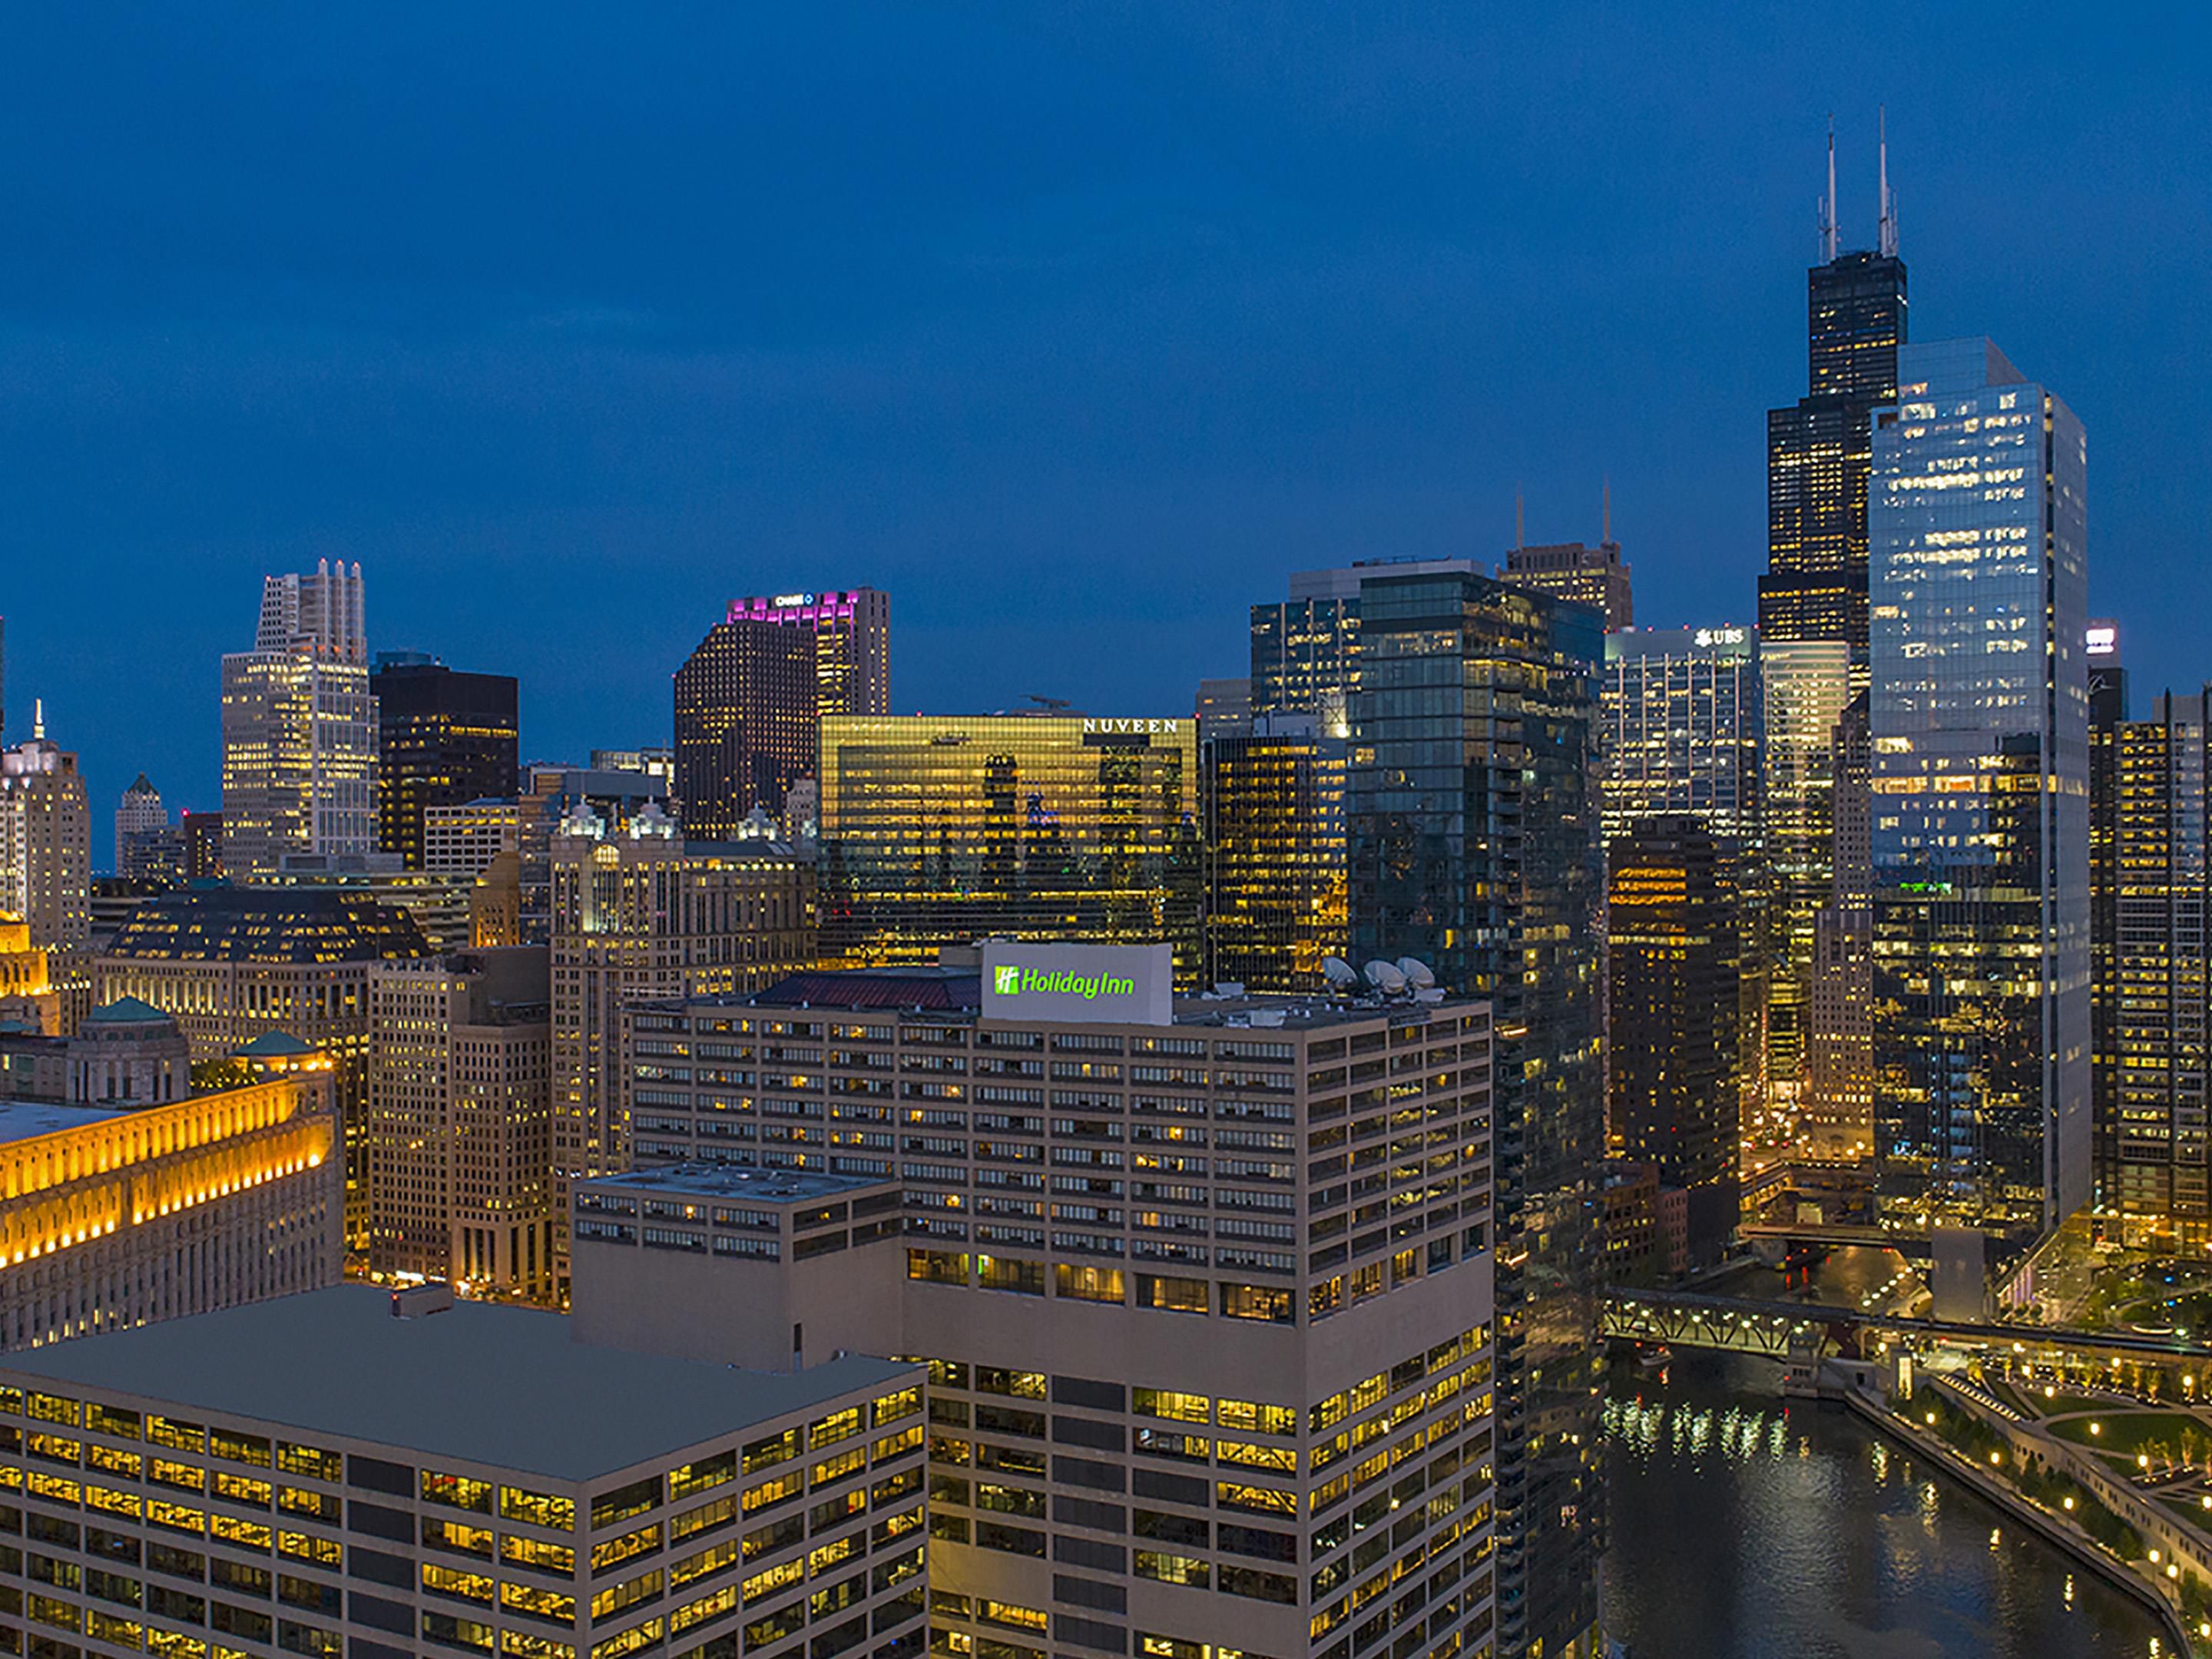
989;962;1137;1002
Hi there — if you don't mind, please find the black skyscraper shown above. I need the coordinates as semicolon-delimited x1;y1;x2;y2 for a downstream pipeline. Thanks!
371;657;521;869
1758;134;1908;657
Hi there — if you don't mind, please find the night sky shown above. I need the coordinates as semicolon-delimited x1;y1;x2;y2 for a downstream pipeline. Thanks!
3;5;2205;865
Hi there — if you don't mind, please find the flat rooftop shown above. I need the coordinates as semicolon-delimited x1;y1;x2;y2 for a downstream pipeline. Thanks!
678;976;1479;1033
0;1286;912;1482
0;1100;136;1147
581;1164;892;1204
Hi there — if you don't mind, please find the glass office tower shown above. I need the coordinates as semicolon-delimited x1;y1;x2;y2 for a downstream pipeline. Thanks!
816;714;1202;983
1200;714;1349;991
1760;250;1909;656
1347;570;1605;1659
1870;339;2089;1243
1250;558;1478;740
1601;626;1763;847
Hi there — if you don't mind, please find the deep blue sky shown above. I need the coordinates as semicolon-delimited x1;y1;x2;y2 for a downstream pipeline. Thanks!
3;5;2206;865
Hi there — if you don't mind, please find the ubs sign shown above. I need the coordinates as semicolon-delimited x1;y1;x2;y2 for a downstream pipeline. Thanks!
980;942;1174;1027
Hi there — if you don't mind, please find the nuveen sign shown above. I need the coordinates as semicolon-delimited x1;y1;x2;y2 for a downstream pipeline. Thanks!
980;942;1173;1026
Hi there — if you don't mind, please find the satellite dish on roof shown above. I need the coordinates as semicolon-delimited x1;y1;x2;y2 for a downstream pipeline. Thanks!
1364;960;1407;993
1321;956;1359;989
1396;957;1436;989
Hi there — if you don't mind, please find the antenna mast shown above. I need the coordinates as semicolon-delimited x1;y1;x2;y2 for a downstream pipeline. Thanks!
1878;105;1897;257
1819;116;1839;262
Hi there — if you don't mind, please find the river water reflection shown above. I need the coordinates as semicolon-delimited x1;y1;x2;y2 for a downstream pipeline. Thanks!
1603;1349;2171;1657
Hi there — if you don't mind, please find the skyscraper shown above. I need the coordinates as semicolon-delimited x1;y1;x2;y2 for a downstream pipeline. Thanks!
1869;338;2089;1243
1759;638;1853;1116
672;614;819;833
1502;494;1633;631
2087;622;2129;1205
1758;131;1908;658
1200;714;1349;992
1249;558;1478;740
815;713;1203;984
1600;626;1763;847
114;773;167;877
371;654;522;869
724;588;891;716
2088;690;2210;1247
220;560;378;878
368;945;555;1296
1347;569;1605;1659
1803;692;1874;1157
180;808;224;881
547;805;817;1278
1608;816;1743;1267
1;717;92;959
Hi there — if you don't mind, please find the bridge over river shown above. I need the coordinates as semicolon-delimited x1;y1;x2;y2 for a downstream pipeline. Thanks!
1604;1283;2212;1365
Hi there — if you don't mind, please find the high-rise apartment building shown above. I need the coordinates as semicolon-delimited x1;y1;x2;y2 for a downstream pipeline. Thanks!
548;808;816;1274
2088;628;2130;1207
1346;569;1604;1658
1869;339;2089;1242
1249;560;1479;740
816;715;1203;985
94;885;435;1253
726;590;892;717
1600;627;1762;847
1607;816;1742;1267
575;945;1499;1659
220;561;378;878
368;947;555;1297
1757;141;1908;658
1200;717;1348;992
1;723;91;958
372;656;522;869
0;1286;926;1659
0;1066;340;1348
673;618;820;833
2087;691;2209;1247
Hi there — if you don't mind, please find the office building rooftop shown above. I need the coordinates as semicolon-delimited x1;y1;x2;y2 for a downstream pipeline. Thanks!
0;1285;912;1481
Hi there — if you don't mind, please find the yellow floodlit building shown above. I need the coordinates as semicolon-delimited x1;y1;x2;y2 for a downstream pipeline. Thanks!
0;1072;343;1350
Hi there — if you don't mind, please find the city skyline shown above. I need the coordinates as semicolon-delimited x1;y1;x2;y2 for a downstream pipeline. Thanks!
5;10;2204;858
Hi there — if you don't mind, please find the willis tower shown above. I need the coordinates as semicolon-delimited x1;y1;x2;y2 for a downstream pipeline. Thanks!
1758;122;1908;655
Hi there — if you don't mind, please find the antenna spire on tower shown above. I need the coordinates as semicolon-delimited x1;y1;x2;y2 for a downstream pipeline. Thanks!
1878;105;1897;257
1820;115;1839;262
1515;490;1525;551
1601;477;1612;545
